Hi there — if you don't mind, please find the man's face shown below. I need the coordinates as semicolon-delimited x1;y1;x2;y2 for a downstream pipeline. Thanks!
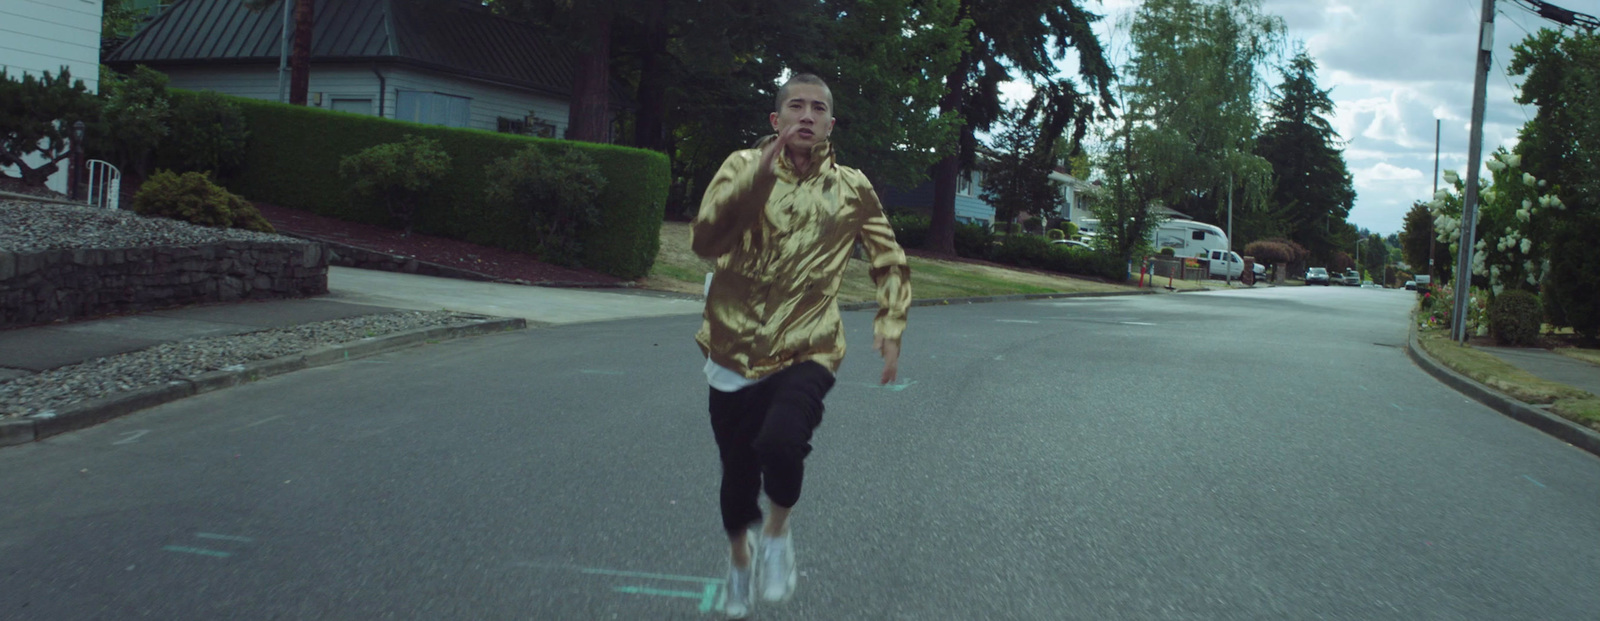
770;83;835;150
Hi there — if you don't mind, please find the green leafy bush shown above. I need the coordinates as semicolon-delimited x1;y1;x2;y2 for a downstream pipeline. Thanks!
889;212;931;248
953;221;994;259
216;93;664;279
1061;221;1079;240
132;170;274;233
483;146;605;266
1047;228;1065;241
159;89;249;179
338;135;451;234
89;65;170;179
1159;247;1176;256
1489;289;1543;346
991;234;1053;268
1543;210;1600;342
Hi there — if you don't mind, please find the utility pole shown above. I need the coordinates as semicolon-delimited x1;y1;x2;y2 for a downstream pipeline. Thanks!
1226;174;1234;286
1430;119;1439;286
277;0;291;103
1452;0;1495;344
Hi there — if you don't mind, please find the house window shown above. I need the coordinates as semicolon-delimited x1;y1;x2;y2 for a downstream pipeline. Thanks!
330;98;372;115
395;91;471;128
497;115;557;138
957;171;971;196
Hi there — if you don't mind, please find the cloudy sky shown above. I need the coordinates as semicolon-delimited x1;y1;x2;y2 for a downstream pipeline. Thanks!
1009;0;1588;236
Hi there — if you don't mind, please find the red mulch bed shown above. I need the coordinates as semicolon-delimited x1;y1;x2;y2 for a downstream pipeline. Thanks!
252;202;628;286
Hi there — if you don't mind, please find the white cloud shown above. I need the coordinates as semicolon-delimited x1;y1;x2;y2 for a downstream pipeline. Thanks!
1355;163;1424;185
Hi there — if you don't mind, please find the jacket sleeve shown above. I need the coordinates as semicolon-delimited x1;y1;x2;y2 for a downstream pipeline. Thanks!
853;173;912;342
691;150;770;258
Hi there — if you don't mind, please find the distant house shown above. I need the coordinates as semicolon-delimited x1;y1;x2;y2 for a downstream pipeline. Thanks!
106;0;605;139
880;167;998;227
0;0;105;194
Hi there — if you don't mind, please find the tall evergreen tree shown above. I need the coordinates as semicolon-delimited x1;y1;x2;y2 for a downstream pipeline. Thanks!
1398;200;1450;279
924;0;1115;254
1255;51;1355;264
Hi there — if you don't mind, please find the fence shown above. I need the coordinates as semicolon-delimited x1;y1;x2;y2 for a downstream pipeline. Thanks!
85;159;121;210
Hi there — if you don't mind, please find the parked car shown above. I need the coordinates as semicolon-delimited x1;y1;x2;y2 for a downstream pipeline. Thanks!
1404;280;1416;290
1305;267;1330;285
1049;239;1093;250
1344;271;1361;286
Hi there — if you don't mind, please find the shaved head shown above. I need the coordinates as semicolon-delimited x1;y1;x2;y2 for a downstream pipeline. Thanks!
776;73;833;112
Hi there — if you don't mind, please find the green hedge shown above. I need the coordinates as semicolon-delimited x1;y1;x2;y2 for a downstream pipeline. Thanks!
201;92;665;279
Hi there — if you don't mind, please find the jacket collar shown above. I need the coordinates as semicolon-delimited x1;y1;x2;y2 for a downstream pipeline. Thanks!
754;135;834;181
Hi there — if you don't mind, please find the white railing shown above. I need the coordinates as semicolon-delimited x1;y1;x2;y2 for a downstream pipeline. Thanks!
86;159;121;210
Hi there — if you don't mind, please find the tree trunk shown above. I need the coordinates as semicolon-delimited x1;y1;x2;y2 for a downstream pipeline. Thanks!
290;0;313;106
925;1;973;256
567;12;613;143
632;0;669;151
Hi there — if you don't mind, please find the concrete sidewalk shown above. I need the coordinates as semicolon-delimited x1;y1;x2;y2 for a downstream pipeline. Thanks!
323;266;702;325
1480;345;1600;397
0;266;704;378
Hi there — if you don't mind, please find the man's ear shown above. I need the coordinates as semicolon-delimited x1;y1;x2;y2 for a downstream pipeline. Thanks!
770;112;780;130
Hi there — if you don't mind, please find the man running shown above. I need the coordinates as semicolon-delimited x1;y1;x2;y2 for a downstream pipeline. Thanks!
691;73;912;618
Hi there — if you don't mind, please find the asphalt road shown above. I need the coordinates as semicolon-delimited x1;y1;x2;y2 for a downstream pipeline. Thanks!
3;285;1597;620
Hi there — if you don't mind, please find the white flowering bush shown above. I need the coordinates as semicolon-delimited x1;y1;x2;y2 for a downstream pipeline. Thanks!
1427;148;1567;299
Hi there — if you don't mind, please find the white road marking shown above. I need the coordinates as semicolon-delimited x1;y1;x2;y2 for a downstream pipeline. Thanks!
240;415;286;429
112;430;151;445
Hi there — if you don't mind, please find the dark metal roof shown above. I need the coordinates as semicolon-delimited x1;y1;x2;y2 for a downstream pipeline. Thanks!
107;0;576;97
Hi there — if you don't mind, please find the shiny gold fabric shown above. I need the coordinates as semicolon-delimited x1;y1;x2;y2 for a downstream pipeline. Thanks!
693;136;911;379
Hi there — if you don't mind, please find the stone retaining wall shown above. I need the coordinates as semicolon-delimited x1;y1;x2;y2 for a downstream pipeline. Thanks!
0;242;328;328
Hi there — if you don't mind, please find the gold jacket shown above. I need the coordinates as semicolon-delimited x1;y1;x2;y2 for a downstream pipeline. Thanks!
693;137;911;379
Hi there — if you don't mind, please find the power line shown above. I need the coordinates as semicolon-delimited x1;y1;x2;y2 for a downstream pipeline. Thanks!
1507;0;1600;30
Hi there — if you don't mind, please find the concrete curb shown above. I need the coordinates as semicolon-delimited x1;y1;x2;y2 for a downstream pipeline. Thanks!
838;288;1159;312
1;317;526;446
1406;326;1600;459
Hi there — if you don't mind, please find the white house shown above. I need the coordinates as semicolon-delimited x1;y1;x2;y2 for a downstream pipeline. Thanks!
107;0;606;139
0;0;105;194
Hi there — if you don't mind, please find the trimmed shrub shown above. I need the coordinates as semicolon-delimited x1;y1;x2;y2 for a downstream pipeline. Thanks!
1061;221;1079;240
214;92;665;279
1489;289;1543;346
483;145;605;266
991;234;1052;268
1159;247;1176;256
132;170;274;233
889;212;930;249
1047;228;1065;241
338;135;451;234
159;89;249;179
953;222;994;259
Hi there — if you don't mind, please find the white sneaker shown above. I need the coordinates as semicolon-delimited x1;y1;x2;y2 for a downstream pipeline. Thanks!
759;531;796;602
723;538;756;619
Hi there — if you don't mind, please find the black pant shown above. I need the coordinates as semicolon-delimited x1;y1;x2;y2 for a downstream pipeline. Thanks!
708;361;836;537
